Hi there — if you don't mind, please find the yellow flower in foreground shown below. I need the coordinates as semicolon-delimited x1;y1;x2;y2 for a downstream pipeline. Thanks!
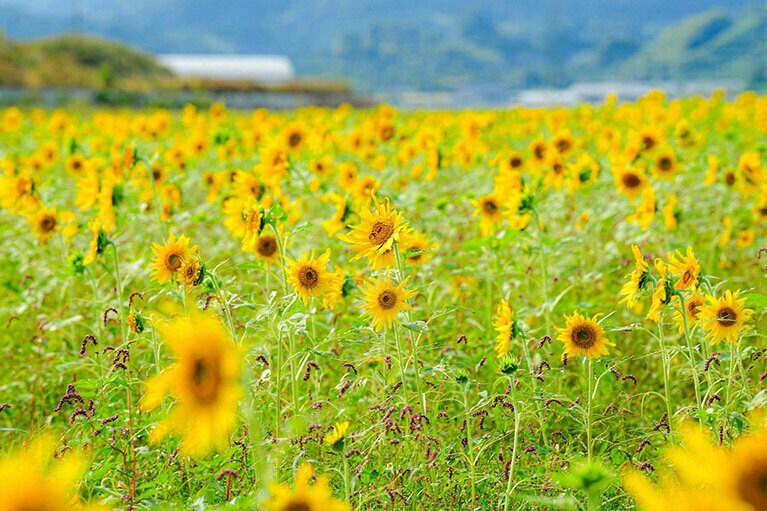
286;249;339;304
0;435;94;511
141;315;242;457
338;197;408;269
672;293;704;334
698;290;753;345
556;311;613;359
266;463;351;511
149;232;197;284
360;276;417;331
624;420;767;511
324;420;350;446
240;196;263;252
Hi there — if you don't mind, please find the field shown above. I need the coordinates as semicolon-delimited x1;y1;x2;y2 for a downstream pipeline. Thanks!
0;93;766;510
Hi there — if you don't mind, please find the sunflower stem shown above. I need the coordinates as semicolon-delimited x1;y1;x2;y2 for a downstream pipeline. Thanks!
109;242;127;341
657;319;674;431
393;241;426;414
677;293;702;408
503;376;521;511
586;358;593;463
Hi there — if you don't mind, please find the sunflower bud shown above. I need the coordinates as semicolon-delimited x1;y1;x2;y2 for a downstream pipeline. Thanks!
498;354;520;375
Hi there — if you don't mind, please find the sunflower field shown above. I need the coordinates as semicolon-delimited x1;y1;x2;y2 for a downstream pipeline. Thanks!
0;91;766;510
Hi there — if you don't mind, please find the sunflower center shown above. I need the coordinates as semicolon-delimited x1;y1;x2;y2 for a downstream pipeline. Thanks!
736;462;767;511
378;290;398;310
288;132;302;148
556;139;570;152
622;172;641;189
642;136;655;150
166;252;182;271
658;157;672;171
298;266;319;289
510;156;522;168
533;144;546;160
183;263;198;281
571;325;597;349
717;306;738;326
284;501;311;511
368;220;394;245
726;172;736;186
190;356;221;404
257;236;277;257
483;200;498;213
682;270;694;285
688;299;702;318
39;214;57;233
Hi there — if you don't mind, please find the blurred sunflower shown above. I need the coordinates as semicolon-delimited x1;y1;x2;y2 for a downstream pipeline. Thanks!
141;314;242;457
324;420;350;446
265;463;350;511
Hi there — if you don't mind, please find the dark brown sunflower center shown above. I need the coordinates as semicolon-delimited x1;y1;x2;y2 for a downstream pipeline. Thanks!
681;270;694;286
688;300;702;318
622;172;641;189
736;462;767;511
717;306;737;326
378;290;398;310
288;132;302;148
510;156;522;168
552;162;564;175
556;139;571;152
166;253;182;271
284;501;311;511
298;266;319;288
658;157;672;171
72;159;82;170
533;145;546;160
642;136;656;150
152;168;163;181
257;236;277;257
39;214;56;233
571;325;597;349
726;172;736;186
183;263;198;280
369;220;394;245
483;200;498;213
190;356;221;404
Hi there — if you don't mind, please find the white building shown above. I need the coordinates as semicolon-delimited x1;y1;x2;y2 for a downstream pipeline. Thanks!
157;54;295;83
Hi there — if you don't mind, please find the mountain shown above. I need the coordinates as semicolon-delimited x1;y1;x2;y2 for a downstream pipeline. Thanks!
0;0;764;91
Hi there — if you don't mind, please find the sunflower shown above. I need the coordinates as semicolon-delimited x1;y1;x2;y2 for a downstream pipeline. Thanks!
493;299;520;358
698;290;754;345
283;122;307;152
141;314;242;457
619;244;650;309
556;311;613;359
666;246;700;290
470;194;505;237
359;276;417;331
647;259;670;322
338;197;408;269
672;293;705;334
179;257;204;291
627;186;656;231
240;196;264;252
265;463;351;511
652;151;678;179
253;230;282;266
399;229;437;266
0;435;92;511
83;219;108;265
28;204;77;244
324;420;350;446
149;232;197;284
286;249;339;304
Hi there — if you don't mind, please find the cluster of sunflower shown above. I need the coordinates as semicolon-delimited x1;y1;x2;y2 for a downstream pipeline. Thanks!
0;92;765;510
